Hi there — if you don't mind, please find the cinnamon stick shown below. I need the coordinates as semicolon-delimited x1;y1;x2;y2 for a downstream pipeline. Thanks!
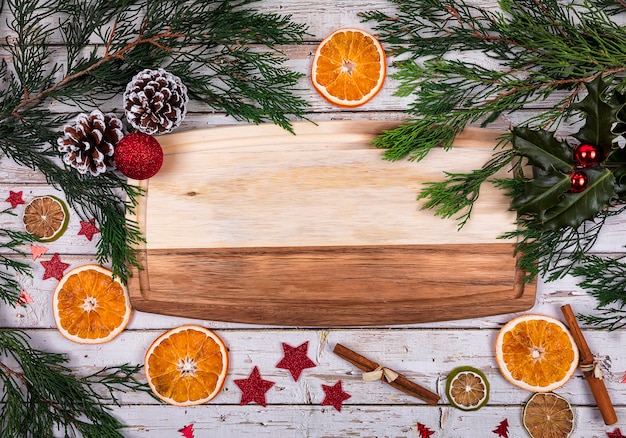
561;304;618;425
333;343;440;405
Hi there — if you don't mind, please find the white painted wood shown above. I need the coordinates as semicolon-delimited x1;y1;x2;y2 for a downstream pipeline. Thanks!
2;0;626;436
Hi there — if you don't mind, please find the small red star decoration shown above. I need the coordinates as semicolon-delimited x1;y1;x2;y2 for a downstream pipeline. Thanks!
30;244;48;261
417;423;435;438
276;341;317;381
321;380;351;412
234;366;275;407
78;218;100;241
493;419;509;438
41;253;70;280
5;190;24;209
178;424;195;438
608;428;626;438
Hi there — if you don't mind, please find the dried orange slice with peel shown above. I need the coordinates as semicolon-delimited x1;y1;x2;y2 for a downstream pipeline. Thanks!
446;366;489;411
53;264;131;344
23;195;69;242
311;28;386;107
144;325;229;406
523;392;574;438
495;314;579;392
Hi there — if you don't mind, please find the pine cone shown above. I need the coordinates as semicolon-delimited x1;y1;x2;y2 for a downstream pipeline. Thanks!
57;110;124;177
123;68;188;135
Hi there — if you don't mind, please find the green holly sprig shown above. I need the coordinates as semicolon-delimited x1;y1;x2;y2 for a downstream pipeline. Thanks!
510;76;624;230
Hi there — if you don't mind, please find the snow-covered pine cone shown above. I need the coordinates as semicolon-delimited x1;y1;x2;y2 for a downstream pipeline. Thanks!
123;68;188;135
57;110;124;177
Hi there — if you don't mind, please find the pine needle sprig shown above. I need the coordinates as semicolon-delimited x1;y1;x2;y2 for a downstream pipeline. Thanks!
0;330;149;437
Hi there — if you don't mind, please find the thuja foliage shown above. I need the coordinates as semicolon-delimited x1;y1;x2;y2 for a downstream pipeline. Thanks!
0;330;148;437
362;0;626;329
0;0;309;434
1;0;309;281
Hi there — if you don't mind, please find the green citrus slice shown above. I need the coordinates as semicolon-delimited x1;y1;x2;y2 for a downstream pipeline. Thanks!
446;366;489;411
523;392;574;438
22;195;69;242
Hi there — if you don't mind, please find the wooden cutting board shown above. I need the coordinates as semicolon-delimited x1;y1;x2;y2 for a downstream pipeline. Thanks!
126;121;536;326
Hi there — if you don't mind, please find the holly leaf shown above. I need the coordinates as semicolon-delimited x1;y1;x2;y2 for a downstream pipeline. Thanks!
613;166;626;198
510;172;571;214
571;75;621;155
541;166;615;229
511;126;572;173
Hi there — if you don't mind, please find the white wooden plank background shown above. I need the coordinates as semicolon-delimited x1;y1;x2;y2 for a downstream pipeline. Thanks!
2;1;626;437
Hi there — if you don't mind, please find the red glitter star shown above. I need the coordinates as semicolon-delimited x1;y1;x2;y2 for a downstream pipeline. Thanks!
321;380;351;412
608;428;626;438
234;366;275;407
78;218;100;241
276;341;317;381
5;190;24;209
41;253;70;280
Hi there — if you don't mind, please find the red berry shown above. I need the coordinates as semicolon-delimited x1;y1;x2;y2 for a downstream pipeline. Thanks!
568;171;588;193
114;132;163;180
573;144;600;167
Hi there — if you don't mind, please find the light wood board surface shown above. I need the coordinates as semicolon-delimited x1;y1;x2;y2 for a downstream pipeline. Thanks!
127;121;535;325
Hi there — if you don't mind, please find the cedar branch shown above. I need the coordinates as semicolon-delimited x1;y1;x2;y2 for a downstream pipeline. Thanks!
9;27;184;118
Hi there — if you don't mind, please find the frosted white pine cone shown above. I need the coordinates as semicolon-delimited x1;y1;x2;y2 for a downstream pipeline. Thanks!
56;110;124;176
123;68;188;135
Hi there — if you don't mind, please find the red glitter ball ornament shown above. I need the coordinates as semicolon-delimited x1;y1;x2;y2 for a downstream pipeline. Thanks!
114;132;163;180
573;143;600;167
569;171;589;193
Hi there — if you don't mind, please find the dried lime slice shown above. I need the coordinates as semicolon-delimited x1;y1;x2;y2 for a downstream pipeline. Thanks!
446;366;489;411
22;195;69;242
523;392;574;438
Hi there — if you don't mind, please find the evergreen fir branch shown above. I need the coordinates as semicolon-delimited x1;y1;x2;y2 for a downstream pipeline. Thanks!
362;0;626;161
0;210;36;306
577;308;626;331
418;144;514;228
1;0;310;280
0;329;149;437
574;255;626;308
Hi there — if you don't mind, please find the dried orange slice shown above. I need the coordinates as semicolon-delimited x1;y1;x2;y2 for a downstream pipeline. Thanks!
523;392;574;438
446;366;489;411
53;264;131;344
23;195;69;242
311;28;386;107
495;314;579;392
144;325;229;406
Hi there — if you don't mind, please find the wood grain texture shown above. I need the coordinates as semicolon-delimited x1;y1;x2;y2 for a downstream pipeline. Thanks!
126;121;535;325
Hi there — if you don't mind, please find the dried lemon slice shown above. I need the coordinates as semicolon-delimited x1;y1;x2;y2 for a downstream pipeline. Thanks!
23;195;69;242
523;392;574;438
446;366;489;411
